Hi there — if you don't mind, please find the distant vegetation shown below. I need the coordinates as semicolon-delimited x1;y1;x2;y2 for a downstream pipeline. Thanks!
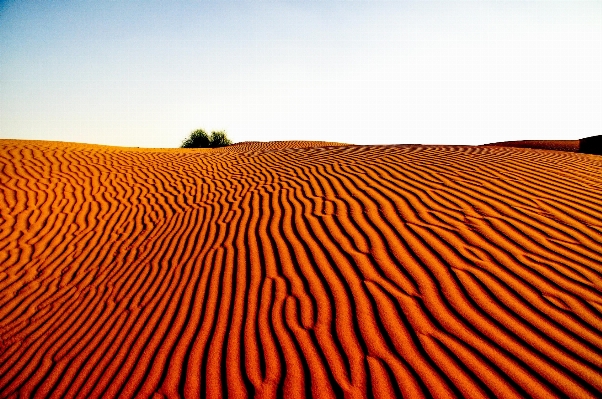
181;129;232;148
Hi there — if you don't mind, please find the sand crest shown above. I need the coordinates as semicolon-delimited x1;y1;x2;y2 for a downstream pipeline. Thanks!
484;139;580;152
1;140;601;398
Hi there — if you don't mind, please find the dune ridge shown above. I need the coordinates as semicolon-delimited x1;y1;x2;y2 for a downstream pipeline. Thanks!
484;135;602;155
1;140;601;398
484;139;580;152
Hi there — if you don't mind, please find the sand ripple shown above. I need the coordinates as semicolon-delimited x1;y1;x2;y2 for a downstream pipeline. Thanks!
1;140;601;398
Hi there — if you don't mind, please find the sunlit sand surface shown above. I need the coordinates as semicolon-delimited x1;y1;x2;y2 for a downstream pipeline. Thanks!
1;139;601;398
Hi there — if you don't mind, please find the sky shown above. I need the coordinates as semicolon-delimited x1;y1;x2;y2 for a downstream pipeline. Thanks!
1;0;601;148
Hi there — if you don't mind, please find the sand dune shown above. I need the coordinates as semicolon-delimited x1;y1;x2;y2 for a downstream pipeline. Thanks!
484;139;580;152
484;135;602;155
1;139;601;398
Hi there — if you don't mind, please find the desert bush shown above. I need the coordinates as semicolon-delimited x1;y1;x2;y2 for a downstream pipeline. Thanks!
181;129;232;148
181;129;210;148
208;130;232;147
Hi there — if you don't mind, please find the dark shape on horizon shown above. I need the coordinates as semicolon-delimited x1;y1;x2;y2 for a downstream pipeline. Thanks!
579;135;602;155
181;129;232;148
483;140;579;152
483;135;602;155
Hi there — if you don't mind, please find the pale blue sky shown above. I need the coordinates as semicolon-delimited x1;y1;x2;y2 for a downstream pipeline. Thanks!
1;0;600;147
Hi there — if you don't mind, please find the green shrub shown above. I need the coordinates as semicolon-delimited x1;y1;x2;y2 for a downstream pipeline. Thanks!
181;129;210;148
208;130;232;147
181;129;232;148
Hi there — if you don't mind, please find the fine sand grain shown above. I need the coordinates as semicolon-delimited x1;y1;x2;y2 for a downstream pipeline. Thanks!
1;140;601;398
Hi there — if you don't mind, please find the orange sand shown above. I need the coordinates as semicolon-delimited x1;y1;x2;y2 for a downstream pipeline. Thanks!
1;139;601;398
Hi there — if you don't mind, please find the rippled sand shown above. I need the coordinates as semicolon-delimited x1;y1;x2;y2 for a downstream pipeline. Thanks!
1;139;601;398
